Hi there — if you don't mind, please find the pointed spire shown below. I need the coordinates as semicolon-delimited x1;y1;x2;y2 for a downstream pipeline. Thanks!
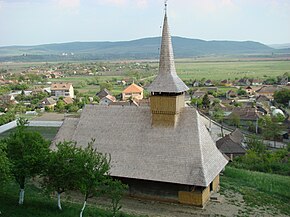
148;7;189;93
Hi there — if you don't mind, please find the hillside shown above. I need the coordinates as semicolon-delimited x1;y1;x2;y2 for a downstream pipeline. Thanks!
0;37;277;62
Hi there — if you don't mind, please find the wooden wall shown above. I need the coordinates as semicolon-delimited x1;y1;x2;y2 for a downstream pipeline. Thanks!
178;186;210;207
212;175;220;192
150;93;185;127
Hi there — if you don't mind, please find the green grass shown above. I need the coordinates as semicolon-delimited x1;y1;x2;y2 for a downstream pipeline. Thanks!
0;127;59;141
221;166;290;215
0;182;139;217
176;60;290;81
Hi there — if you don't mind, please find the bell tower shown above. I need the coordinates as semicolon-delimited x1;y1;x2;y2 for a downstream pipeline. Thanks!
147;4;189;127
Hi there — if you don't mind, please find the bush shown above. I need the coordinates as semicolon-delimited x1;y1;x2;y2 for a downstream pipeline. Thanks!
0;112;15;126
231;138;290;176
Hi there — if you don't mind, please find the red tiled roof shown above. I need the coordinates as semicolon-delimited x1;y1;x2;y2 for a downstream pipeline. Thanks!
123;83;143;94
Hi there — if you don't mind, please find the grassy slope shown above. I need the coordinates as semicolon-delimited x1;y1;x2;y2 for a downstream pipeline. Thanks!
0;182;137;217
221;167;290;215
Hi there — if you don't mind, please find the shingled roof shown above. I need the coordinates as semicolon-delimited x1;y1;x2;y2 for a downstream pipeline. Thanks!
147;13;189;93
54;105;227;187
216;129;246;155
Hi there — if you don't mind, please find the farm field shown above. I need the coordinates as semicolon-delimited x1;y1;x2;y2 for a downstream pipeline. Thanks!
175;60;290;80
2;59;290;80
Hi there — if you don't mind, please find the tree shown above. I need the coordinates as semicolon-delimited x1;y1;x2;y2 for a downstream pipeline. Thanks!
191;98;202;108
43;141;82;210
106;179;127;217
212;107;225;136
230;113;240;127
274;89;290;106
237;88;247;96
202;93;210;109
0;143;11;215
100;82;113;91
246;136;266;154
212;107;224;123
77;139;111;217
259;115;285;147
0;142;11;186
264;77;276;85
55;100;66;112
4;118;50;205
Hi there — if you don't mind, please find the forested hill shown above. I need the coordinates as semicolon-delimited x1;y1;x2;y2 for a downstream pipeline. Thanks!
0;36;278;62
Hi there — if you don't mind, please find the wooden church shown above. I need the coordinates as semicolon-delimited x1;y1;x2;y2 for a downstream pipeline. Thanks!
54;7;228;207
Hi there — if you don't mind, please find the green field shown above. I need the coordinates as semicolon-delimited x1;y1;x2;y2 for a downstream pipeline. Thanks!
176;60;290;81
0;126;59;141
221;167;290;215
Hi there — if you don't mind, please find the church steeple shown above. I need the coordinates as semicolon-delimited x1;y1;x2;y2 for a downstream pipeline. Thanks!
148;5;189;127
147;9;189;93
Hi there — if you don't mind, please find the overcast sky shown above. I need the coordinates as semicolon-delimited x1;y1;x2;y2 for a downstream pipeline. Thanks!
0;0;289;46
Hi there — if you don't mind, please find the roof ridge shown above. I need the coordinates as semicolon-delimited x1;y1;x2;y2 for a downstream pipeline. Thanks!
194;110;207;185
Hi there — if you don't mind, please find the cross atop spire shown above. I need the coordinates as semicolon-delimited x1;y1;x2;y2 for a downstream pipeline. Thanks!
147;5;189;93
164;0;168;13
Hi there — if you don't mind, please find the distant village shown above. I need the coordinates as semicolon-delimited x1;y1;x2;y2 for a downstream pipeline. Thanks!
0;62;289;160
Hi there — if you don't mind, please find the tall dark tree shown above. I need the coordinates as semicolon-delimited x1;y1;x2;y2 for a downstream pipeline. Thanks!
4;118;50;205
202;93;210;109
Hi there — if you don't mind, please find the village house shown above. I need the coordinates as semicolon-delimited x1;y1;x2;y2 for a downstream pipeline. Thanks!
122;83;144;101
236;78;251;86
50;82;74;99
192;89;207;99
0;94;17;106
96;88;111;100
192;80;200;87
42;97;56;109
226;90;237;99
279;77;288;85
256;95;271;109
256;86;284;99
204;79;213;86
63;97;74;105
224;107;263;127
250;79;263;86
220;79;232;87
99;95;116;106
245;86;253;95
54;10;227;207
216;129;246;161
